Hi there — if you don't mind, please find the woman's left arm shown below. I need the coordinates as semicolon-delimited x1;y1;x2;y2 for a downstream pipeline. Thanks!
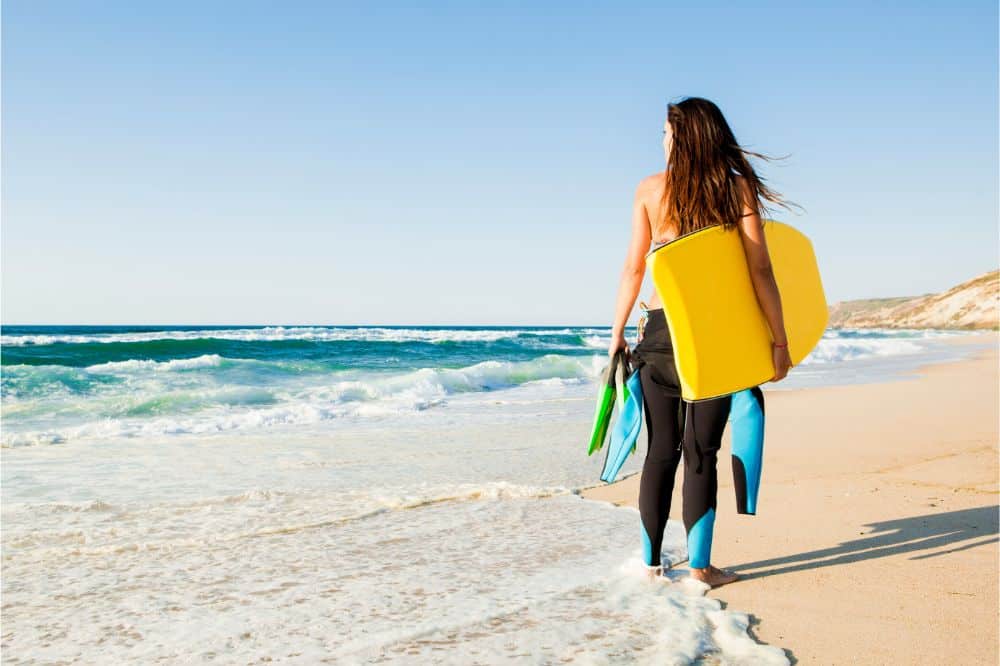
608;181;652;357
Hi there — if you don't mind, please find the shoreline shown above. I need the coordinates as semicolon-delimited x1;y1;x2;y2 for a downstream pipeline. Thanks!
578;331;998;664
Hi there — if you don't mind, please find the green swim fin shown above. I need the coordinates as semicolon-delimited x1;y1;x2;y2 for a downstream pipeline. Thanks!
587;350;623;456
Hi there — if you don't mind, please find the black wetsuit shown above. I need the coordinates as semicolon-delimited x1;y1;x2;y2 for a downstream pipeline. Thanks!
631;307;732;569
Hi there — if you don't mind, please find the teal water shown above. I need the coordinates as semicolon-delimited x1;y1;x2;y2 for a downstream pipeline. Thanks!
0;324;984;447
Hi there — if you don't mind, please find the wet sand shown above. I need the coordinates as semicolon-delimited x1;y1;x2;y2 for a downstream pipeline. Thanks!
579;332;999;665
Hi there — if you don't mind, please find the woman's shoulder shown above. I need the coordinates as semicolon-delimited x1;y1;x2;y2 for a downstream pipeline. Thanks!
635;171;666;198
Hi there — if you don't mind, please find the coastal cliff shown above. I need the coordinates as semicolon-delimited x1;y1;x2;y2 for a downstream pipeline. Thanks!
827;269;999;330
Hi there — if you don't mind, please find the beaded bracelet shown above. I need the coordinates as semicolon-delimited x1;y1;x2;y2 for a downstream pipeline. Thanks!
773;342;788;348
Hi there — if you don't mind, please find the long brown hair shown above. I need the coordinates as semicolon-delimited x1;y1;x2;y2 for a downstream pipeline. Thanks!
657;97;804;239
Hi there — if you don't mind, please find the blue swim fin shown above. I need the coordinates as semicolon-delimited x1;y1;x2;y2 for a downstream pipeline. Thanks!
600;356;644;483
728;387;765;515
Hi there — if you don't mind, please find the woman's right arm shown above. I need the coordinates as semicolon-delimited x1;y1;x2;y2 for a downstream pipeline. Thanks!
736;177;793;381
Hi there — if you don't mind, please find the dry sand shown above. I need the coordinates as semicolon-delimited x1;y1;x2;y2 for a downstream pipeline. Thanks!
580;332;999;665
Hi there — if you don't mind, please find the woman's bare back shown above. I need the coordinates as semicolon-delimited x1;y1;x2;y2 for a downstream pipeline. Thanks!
636;172;677;310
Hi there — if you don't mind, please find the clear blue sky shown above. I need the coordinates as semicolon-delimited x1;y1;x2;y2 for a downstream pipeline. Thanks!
3;1;997;325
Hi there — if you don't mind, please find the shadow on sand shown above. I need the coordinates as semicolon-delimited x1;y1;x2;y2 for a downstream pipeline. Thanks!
715;504;999;664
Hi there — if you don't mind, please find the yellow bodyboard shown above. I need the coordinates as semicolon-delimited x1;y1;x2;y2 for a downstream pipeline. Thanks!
646;220;828;401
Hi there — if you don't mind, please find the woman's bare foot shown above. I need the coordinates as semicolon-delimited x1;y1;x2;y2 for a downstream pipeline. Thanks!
643;564;664;582
688;564;740;588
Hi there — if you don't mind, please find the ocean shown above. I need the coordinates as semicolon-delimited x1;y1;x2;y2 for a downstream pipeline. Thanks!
1;324;989;663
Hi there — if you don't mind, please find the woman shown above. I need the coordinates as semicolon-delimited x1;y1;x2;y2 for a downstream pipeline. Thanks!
608;97;798;589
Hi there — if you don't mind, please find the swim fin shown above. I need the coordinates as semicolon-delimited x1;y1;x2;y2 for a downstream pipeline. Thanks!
728;387;765;515
600;352;644;483
587;350;622;456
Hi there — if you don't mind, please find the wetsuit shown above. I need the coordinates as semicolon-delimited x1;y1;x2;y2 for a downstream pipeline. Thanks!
631;307;740;570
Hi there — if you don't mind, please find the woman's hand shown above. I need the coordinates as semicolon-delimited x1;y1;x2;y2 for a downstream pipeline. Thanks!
771;343;792;382
608;330;627;360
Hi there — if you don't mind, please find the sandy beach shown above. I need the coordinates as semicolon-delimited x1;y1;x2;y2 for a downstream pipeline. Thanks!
580;332;999;665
